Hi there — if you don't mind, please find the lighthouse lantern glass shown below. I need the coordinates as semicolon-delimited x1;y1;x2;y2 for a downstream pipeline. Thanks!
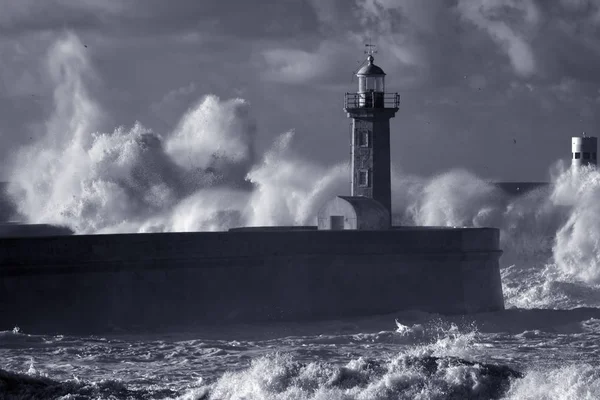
358;76;366;92
358;76;385;93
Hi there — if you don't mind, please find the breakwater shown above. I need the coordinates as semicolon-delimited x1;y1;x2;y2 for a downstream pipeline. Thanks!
0;227;503;334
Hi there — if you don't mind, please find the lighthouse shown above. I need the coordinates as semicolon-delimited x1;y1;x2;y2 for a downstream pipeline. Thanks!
344;52;399;217
572;133;597;169
317;49;399;230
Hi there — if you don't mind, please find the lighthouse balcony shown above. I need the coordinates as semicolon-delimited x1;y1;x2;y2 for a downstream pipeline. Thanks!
344;92;400;109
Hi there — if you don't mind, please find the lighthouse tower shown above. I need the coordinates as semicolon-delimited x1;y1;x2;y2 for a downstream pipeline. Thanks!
572;133;597;169
317;48;399;230
344;52;399;217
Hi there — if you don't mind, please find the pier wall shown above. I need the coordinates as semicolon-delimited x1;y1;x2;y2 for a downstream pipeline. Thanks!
0;228;503;333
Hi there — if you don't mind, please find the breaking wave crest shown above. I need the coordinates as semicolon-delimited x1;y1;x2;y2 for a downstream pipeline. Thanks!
503;364;600;400
6;33;600;310
3;316;600;400
0;324;525;400
6;35;346;234
185;354;521;400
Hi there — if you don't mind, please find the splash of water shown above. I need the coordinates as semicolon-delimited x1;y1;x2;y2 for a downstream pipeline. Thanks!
504;364;600;400
498;165;600;309
245;131;348;227
552;166;600;284
386;162;600;309
8;33;349;234
184;324;519;400
406;169;505;228
165;94;256;180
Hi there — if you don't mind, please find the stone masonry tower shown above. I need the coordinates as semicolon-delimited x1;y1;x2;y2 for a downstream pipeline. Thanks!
344;52;399;217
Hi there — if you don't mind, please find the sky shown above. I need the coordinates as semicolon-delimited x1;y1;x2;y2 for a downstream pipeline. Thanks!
1;0;599;182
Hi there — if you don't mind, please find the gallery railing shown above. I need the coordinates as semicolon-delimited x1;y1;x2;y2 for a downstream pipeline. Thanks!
344;92;400;109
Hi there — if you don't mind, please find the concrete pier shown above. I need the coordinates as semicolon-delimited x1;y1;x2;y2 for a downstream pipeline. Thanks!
0;227;503;333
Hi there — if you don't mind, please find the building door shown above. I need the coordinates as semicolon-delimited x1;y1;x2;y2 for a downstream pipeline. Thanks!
330;216;344;230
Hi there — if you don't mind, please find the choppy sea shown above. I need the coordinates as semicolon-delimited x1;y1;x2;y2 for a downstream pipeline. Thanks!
2;290;600;399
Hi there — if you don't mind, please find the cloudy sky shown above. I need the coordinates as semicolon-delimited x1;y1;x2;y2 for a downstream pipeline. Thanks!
1;0;599;182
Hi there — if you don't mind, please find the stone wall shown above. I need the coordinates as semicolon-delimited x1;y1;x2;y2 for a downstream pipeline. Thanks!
0;228;503;334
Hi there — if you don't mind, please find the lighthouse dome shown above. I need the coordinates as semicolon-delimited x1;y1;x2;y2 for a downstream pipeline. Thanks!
357;55;386;76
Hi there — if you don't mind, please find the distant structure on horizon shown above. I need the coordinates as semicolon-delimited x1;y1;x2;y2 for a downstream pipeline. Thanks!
491;134;598;196
572;133;597;169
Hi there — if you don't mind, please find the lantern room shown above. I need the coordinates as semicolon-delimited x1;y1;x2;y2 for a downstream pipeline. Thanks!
356;55;386;107
357;55;385;91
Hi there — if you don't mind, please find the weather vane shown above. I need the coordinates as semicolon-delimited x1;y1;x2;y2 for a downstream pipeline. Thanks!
352;38;378;82
364;38;377;56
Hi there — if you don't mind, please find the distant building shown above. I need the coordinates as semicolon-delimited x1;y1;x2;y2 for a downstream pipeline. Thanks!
491;135;600;196
572;134;597;169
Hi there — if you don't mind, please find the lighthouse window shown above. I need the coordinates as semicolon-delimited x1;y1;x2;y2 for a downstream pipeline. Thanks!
361;76;385;92
375;76;385;92
575;152;581;159
584;152;590;160
593;153;597;160
358;170;370;187
358;130;369;147
358;76;366;93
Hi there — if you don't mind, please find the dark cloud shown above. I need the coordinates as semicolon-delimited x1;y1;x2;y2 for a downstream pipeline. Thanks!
533;2;600;84
0;0;320;39
0;0;122;35
455;0;600;84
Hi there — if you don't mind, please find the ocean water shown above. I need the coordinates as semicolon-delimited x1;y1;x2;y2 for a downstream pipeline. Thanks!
3;33;600;399
2;306;600;399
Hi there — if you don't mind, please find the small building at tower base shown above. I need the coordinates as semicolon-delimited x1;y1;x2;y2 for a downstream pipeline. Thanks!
317;196;390;230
